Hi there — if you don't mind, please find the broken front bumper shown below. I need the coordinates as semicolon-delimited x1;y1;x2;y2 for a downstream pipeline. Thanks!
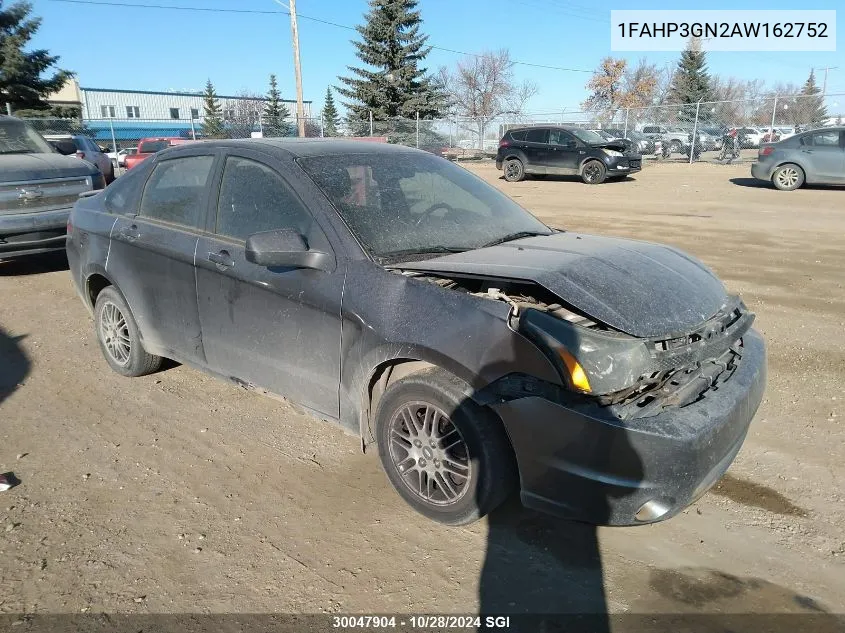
490;328;766;526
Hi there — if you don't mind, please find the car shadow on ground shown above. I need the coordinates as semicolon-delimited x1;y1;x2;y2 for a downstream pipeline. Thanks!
730;177;771;189
473;380;644;632
499;175;635;185
0;327;30;406
0;251;69;276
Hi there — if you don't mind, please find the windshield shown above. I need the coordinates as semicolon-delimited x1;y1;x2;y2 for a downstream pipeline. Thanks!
139;140;169;153
572;129;610;144
0;119;54;155
298;152;551;261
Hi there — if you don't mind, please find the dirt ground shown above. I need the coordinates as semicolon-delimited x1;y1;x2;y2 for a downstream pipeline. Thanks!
1;160;844;626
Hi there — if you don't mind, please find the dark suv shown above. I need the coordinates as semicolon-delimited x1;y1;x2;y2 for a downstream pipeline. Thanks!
496;126;642;184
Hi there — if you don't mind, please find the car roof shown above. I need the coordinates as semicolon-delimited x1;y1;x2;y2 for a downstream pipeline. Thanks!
164;137;425;159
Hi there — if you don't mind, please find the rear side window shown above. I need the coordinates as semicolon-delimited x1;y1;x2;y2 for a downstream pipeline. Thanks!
808;130;841;147
216;156;313;241
139;155;215;228
508;130;527;141
103;162;150;215
525;128;549;143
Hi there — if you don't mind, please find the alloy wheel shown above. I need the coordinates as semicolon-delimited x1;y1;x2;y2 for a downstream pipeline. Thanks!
99;301;131;366
505;161;521;180
584;162;603;183
387;401;472;506
776;167;799;189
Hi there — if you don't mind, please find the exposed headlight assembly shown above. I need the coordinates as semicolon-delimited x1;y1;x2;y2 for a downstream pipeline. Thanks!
602;148;624;158
519;309;651;395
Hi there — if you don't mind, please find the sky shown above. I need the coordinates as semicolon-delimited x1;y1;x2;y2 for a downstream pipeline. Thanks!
29;0;845;114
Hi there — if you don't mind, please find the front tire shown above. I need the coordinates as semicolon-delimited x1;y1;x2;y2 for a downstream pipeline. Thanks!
772;164;804;191
503;158;525;182
581;159;607;184
94;286;162;377
668;140;682;154
375;369;516;525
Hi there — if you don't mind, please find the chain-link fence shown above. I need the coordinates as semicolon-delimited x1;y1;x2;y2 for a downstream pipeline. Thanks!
17;91;845;171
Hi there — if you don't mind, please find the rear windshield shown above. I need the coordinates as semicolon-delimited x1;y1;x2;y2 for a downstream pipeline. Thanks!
0;119;54;155
139;140;170;153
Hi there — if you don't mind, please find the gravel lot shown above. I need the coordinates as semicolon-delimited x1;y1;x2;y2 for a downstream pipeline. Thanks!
1;160;843;625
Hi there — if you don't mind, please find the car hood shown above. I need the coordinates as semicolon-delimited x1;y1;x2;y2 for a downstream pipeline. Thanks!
393;232;727;338
0;153;95;181
589;141;629;152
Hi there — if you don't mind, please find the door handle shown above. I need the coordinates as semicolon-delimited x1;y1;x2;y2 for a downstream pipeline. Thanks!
118;224;140;241
207;250;234;270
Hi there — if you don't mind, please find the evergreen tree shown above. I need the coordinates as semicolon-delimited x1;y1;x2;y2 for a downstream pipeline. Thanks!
321;87;340;136
336;0;444;127
0;1;73;113
668;38;712;121
798;70;827;125
201;79;225;138
264;74;292;137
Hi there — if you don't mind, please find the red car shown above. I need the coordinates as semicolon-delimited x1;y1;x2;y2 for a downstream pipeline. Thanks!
124;137;195;170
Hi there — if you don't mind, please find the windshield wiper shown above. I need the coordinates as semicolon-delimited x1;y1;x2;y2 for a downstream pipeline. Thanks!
378;246;469;260
478;231;551;249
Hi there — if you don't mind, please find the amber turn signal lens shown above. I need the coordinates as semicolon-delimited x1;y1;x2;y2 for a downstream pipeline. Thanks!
558;348;592;393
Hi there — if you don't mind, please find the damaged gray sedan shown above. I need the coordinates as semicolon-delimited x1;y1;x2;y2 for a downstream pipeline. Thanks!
67;139;766;526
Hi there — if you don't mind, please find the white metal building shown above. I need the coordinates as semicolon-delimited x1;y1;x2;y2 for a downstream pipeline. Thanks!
79;86;311;121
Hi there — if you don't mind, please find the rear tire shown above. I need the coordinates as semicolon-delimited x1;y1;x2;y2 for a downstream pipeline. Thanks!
668;140;681;154
375;368;516;525
772;164;804;191
94;286;162;377
581;159;607;184
503;158;525;182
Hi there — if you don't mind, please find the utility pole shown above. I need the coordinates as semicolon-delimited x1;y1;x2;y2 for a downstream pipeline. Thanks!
289;0;305;137
813;66;838;97
275;0;306;137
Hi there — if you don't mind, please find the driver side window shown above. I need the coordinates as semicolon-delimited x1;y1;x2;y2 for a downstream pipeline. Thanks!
398;171;491;219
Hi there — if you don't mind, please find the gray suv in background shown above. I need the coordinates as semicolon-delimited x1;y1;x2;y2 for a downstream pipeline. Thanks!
0;116;104;259
44;133;115;183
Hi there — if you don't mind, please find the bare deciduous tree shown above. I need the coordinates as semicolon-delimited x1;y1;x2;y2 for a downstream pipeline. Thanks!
222;90;266;136
438;49;537;149
581;57;657;124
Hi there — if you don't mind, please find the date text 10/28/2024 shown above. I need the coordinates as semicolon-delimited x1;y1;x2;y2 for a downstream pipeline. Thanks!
332;616;512;629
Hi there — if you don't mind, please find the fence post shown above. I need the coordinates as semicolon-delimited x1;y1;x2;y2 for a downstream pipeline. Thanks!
369;110;373;137
416;111;420;148
623;108;629;137
189;116;196;141
320;113;325;138
690;98;703;165
5;102;11;116
770;95;778;135
108;119;118;171
479;118;485;152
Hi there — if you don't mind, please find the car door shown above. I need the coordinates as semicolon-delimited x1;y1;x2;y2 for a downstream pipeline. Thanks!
800;130;845;183
107;151;218;364
546;129;581;174
522;128;550;172
194;149;344;418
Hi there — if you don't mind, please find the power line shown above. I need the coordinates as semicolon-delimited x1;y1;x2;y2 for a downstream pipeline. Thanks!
46;0;594;73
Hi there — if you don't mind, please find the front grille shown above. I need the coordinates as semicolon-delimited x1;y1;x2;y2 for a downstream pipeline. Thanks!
0;177;91;215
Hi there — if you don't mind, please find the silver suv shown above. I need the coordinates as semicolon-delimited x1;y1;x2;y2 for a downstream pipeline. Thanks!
43;133;115;183
1;116;104;259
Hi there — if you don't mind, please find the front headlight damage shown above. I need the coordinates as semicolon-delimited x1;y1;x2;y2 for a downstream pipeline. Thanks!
519;297;754;420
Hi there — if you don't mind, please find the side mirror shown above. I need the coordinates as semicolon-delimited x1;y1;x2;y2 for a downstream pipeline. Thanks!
53;140;77;156
245;228;332;271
